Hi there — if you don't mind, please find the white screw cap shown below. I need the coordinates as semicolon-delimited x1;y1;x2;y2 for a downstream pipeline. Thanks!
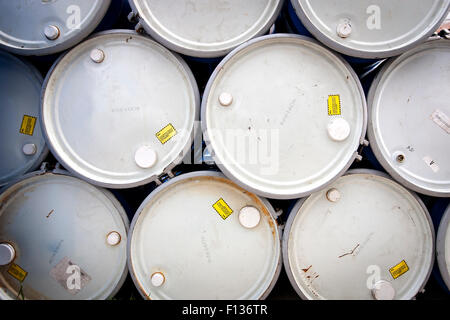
337;20;352;38
238;206;261;229
326;188;341;202
135;146;157;169
151;272;165;287
372;280;395;300
44;25;60;40
0;243;15;266
327;118;351;142
90;49;105;63
22;143;37;156
106;231;121;246
219;92;233;106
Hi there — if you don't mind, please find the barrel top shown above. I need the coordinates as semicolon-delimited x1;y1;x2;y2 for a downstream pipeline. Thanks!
291;0;450;59
41;30;199;189
368;40;450;197
129;0;283;58
283;170;434;300
0;171;129;300
128;171;281;300
0;50;47;187
437;203;450;291
202;35;367;199
0;0;111;56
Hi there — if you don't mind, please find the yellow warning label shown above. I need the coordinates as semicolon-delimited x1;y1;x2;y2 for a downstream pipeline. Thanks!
20;115;37;136
328;95;341;116
389;260;409;279
7;264;28;282
156;123;177;144
212;198;233;220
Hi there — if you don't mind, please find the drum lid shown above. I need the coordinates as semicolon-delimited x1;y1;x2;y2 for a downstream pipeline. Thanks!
202;35;367;199
0;171;129;300
368;40;450;197
0;0;111;55
128;171;281;299
41;30;199;189
283;170;434;300
291;0;450;59
129;0;283;58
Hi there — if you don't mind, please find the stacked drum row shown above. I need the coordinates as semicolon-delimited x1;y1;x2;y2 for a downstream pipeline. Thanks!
0;0;449;300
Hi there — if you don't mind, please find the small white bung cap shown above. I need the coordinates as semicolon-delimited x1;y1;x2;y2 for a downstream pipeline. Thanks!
372;280;396;300
106;231;121;246
219;92;233;106
23;143;37;156
0;243;15;266
90;49;105;63
135;146;157;169
151;272;165;287
327;118;351;142
326;188;341;202
337;20;352;38
238;206;261;229
44;25;60;40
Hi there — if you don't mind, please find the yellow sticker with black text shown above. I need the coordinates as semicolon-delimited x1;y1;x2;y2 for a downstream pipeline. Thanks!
156;123;177;144
328;95;341;116
213;198;233;220
8;264;28;282
389;260;409;279
20;115;37;136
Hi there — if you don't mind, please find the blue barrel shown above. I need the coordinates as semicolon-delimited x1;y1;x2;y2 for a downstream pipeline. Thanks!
0;50;48;187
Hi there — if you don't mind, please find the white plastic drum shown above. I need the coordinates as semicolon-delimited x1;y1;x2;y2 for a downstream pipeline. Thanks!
368;40;450;197
437;204;450;291
0;50;48;187
290;0;450;59
0;0;111;56
41;30;199;189
283;170;434;300
129;0;283;58
128;171;281;300
202;34;367;199
0;169;129;300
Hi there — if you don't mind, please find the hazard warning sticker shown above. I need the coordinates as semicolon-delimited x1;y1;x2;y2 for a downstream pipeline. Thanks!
212;198;233;220
389;260;409;279
8;263;28;282
156;123;177;144
19;115;37;136
328;95;341;116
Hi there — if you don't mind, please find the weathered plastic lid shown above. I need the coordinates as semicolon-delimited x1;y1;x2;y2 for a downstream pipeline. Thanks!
0;50;48;187
0;169;129;300
0;0;111;56
290;0;450;59
437;204;450;291
368;40;450;197
128;171;281;299
202;34;367;199
41;30;199;189
129;0;283;58
283;170;434;300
